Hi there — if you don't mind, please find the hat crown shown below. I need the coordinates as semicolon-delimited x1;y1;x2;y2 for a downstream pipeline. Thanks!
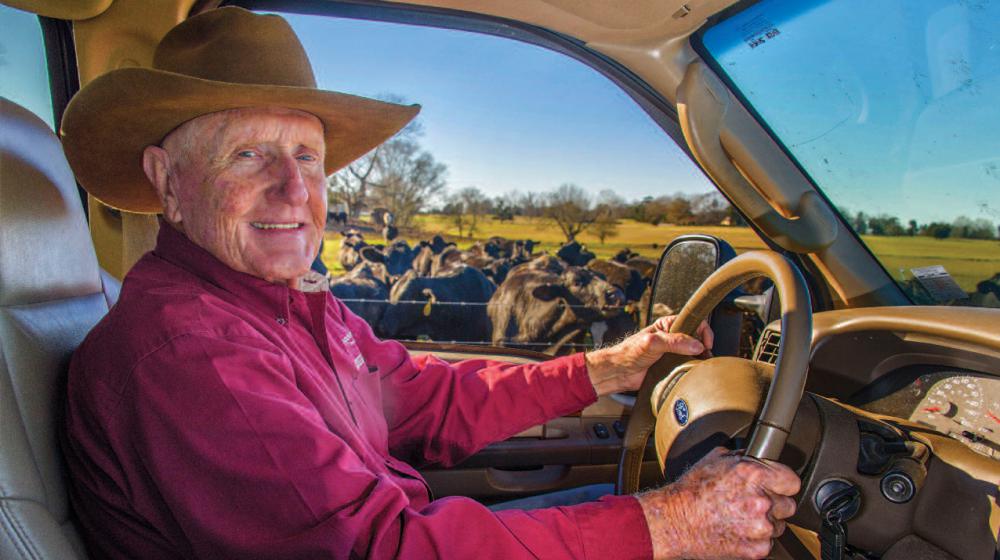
153;7;317;89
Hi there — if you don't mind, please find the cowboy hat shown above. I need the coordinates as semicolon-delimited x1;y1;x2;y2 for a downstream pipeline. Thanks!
61;7;420;214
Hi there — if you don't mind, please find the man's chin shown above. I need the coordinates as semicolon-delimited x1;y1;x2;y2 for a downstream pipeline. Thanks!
249;259;314;286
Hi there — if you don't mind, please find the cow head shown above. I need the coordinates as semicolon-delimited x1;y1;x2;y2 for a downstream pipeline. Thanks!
556;240;596;267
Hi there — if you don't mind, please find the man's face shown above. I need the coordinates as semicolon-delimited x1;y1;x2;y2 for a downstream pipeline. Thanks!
148;107;327;286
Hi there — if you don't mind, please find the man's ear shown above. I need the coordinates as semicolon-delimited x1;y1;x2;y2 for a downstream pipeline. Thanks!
142;145;182;224
532;283;567;302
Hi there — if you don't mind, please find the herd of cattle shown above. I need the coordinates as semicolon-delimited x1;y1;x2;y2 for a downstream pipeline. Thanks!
330;230;661;353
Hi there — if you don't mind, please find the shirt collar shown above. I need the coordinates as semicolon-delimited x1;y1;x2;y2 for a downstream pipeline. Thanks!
152;221;293;321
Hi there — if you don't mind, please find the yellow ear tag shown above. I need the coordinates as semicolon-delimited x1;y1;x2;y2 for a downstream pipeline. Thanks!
423;301;433;316
624;304;633;314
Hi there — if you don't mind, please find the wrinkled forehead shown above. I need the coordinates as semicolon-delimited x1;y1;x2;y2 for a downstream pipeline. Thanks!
163;106;324;152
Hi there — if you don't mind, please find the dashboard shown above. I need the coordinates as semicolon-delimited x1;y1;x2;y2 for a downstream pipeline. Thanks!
757;306;1000;462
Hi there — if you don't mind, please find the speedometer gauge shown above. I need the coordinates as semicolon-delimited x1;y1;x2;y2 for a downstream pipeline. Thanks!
911;375;1000;459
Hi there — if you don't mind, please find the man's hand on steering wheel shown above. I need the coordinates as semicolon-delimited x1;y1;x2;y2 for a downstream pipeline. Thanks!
637;448;801;560
585;315;714;397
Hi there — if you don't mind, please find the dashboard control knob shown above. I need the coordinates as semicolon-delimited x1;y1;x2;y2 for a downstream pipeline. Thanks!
880;471;915;503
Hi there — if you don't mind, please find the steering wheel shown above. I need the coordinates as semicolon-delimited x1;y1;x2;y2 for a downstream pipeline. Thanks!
616;250;812;494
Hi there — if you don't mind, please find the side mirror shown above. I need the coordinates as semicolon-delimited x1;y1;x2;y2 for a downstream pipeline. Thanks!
648;234;742;356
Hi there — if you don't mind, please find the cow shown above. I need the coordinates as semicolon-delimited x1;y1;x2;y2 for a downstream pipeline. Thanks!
556;240;595;267
624;256;657;280
330;260;391;331
586;259;647;303
431;245;464;276
327;210;349;228
371;207;394;228
412;235;456;276
488;264;626;354
338;229;368;271
612;248;641;263
484;236;538;260
358;239;415;280
380;266;496;343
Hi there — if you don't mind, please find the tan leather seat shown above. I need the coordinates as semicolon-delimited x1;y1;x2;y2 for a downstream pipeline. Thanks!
0;97;104;559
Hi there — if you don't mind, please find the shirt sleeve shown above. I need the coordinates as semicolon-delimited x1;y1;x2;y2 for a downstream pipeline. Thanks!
331;296;600;468
125;330;652;559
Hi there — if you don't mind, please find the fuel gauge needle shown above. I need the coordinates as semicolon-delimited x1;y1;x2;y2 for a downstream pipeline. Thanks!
987;411;1000;425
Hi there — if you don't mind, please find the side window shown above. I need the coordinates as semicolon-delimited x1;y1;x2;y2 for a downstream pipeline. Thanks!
282;12;766;351
0;5;55;129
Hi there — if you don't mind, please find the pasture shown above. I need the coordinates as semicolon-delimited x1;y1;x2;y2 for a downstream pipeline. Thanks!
321;214;1000;292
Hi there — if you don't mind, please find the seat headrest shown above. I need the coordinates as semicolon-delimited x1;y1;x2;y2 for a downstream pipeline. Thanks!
0;98;101;306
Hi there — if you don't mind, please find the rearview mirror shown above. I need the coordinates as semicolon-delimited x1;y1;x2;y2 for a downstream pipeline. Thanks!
648;234;741;355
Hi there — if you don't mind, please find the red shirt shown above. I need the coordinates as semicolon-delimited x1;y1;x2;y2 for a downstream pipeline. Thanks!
63;223;652;559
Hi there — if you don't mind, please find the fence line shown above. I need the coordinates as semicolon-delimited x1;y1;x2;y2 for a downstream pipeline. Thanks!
336;297;633;312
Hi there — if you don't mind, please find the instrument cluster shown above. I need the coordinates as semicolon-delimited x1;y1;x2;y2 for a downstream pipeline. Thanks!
907;374;1000;459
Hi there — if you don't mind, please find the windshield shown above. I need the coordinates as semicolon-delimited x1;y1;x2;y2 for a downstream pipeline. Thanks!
698;0;1000;307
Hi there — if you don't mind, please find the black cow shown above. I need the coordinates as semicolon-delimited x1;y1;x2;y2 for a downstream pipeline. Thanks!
612;247;640;263
488;265;625;354
556;240;595;267
380;266;496;343
330;261;390;330
358;239;414;280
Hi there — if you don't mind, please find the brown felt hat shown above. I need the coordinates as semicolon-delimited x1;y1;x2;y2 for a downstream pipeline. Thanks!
61;7;420;214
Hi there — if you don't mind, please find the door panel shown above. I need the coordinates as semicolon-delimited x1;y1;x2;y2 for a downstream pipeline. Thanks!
408;343;661;502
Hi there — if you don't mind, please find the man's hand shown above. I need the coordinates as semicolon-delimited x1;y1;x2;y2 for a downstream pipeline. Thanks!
585;315;713;396
637;448;801;560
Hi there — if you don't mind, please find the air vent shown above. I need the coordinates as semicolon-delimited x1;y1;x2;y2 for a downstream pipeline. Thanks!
755;329;781;364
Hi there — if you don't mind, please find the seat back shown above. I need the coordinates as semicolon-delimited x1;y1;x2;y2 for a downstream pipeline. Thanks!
0;97;107;559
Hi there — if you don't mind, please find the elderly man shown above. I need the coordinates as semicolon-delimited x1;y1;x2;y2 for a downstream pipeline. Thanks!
61;7;798;560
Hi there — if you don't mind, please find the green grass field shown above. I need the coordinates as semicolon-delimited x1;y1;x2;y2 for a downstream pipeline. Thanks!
322;214;1000;291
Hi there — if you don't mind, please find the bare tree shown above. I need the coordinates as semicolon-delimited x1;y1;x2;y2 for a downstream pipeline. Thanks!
370;137;447;227
591;204;620;245
327;94;445;225
327;155;377;219
442;197;466;237
596;189;626;218
517;191;544;219
545;183;596;242
458;186;489;237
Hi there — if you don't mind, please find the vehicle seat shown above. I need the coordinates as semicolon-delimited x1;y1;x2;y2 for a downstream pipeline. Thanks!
0;97;105;559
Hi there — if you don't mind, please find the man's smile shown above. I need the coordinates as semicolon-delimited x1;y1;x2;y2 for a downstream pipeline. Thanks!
250;221;305;230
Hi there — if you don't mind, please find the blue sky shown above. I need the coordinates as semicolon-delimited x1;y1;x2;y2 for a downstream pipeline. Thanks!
283;12;716;203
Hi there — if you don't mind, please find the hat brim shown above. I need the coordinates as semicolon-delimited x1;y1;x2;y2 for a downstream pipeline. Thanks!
61;67;420;214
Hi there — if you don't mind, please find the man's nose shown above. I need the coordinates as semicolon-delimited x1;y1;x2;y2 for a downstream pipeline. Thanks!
268;154;310;205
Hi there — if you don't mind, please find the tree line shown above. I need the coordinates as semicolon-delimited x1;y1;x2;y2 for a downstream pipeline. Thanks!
839;209;998;240
438;185;746;242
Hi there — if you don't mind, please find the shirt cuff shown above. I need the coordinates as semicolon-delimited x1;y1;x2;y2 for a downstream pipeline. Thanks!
539;352;598;417
571;495;653;560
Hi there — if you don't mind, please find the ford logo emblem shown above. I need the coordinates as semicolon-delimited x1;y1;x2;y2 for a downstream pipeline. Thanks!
673;399;689;426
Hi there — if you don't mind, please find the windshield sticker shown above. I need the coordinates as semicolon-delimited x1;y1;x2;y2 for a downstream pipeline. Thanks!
910;266;969;303
740;15;781;49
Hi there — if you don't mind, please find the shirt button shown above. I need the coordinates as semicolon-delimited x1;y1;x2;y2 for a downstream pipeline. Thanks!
276;317;287;325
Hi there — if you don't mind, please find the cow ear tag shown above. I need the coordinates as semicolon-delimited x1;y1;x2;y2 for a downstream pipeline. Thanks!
423;301;432;317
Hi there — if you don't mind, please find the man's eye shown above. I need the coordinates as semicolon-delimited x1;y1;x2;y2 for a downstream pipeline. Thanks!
297;154;317;162
237;150;256;158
